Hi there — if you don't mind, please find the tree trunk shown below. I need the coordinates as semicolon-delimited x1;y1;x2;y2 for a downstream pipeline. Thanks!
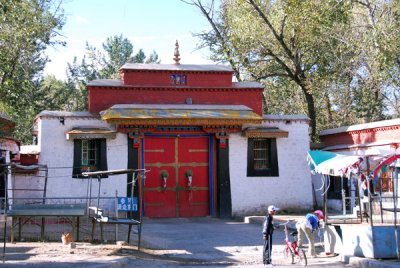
324;91;332;126
301;85;317;141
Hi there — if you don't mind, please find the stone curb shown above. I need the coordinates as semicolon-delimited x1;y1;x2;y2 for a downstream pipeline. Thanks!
344;255;400;268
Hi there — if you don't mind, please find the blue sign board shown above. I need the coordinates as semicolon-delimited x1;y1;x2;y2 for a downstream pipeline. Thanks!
117;197;138;211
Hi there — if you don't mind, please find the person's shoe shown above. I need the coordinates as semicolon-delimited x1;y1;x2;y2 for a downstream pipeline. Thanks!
268;264;275;267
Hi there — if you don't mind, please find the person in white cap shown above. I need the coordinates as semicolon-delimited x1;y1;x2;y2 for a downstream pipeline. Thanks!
296;210;324;258
262;205;279;266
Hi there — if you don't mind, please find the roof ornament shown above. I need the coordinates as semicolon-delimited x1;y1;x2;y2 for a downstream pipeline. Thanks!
173;40;180;64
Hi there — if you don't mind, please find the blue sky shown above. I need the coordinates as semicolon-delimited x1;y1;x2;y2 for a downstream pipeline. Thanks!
45;0;214;80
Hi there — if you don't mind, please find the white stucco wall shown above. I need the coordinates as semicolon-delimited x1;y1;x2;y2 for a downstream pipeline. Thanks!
34;115;128;213
18;112;314;217
229;118;313;216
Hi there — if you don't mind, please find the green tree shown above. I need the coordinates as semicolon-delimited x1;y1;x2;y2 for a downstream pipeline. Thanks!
66;34;161;111
102;35;135;79
98;34;160;79
189;0;400;140
0;0;65;143
0;0;64;105
189;0;354;140
145;50;161;64
351;0;400;120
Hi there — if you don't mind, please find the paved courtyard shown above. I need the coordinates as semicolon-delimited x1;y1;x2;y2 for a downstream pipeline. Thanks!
1;216;348;267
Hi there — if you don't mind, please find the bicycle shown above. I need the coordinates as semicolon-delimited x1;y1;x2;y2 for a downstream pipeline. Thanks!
280;219;307;266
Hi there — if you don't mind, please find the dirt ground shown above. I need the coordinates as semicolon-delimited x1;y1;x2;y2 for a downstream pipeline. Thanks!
3;241;126;264
2;241;238;267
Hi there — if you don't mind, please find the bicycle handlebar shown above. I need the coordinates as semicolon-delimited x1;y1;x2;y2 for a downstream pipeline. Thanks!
279;219;297;226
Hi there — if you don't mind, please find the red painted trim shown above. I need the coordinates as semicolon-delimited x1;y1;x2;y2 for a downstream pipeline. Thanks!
372;155;400;181
321;125;400;147
138;139;143;217
213;136;217;215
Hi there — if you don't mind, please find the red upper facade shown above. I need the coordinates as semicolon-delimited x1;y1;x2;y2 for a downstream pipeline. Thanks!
120;63;234;87
319;119;400;149
86;63;265;115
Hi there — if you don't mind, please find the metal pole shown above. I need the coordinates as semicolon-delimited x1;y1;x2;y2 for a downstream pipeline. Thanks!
323;174;327;220
356;178;363;223
43;166;48;204
130;172;135;219
367;157;374;227
41;166;48;241
97;175;101;217
115;190;118;242
340;174;344;215
2;164;9;263
394;167;399;260
86;177;91;217
138;171;145;251
392;168;396;225
342;189;346;215
379;172;383;224
89;177;93;211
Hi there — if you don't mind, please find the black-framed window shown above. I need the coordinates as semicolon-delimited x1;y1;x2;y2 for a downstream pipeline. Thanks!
247;138;279;177
327;176;349;199
72;139;108;178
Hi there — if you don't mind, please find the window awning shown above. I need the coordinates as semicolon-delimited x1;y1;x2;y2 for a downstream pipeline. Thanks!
243;128;289;138
66;128;117;140
100;104;263;126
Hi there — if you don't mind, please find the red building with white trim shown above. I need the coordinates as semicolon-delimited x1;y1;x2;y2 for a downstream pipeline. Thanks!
317;118;400;209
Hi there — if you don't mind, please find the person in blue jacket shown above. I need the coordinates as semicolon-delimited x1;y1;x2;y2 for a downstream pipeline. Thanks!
296;210;324;257
262;205;279;265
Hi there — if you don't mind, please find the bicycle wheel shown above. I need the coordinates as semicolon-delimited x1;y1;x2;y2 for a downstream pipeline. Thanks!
282;247;294;264
294;248;307;266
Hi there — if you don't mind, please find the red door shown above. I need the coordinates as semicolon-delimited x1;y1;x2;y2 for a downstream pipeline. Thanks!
143;136;210;217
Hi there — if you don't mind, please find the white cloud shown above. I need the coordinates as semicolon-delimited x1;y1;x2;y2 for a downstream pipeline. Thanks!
75;16;89;24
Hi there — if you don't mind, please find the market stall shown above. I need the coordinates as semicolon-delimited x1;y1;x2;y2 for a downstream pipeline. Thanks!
307;150;400;259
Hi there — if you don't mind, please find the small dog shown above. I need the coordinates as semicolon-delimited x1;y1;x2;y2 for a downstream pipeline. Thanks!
61;232;73;245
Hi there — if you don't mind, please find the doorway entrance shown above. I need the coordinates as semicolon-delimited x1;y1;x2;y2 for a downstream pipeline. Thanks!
143;135;210;217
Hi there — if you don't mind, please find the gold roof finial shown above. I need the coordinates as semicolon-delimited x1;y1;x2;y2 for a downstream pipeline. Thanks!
173;40;181;64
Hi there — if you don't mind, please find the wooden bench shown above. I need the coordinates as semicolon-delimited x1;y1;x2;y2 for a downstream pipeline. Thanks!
8;203;87;242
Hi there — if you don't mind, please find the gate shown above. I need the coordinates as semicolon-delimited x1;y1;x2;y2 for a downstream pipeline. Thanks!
143;136;210;217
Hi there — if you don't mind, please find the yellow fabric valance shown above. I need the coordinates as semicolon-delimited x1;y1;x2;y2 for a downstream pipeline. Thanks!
101;105;263;126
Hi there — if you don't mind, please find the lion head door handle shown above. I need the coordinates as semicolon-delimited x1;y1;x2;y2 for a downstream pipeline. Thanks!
160;170;169;190
184;169;193;187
